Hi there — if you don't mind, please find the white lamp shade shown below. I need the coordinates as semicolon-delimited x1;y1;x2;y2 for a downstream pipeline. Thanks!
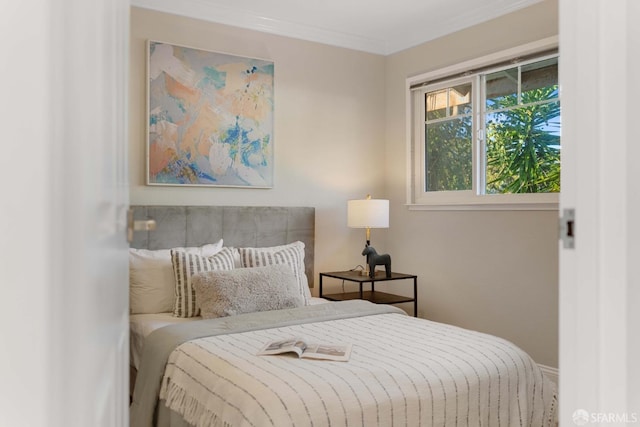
347;199;389;228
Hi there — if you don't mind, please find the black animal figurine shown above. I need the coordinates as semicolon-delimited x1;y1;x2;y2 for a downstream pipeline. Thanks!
361;245;392;278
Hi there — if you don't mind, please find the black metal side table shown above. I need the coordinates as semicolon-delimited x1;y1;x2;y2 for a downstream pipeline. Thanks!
319;270;418;317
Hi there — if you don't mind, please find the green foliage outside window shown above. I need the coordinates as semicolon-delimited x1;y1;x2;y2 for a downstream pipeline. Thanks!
424;84;473;192
485;87;561;194
425;117;472;192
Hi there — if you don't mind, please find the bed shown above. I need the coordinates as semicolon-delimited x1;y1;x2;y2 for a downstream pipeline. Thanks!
129;205;557;427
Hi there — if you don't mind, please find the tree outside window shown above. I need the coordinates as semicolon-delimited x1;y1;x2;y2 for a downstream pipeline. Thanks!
484;58;560;194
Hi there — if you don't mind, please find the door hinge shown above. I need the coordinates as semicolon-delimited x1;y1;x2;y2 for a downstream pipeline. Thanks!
559;208;575;249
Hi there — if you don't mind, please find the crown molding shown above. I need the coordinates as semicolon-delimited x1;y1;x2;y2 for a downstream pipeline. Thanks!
131;0;388;54
131;0;543;56
386;0;544;54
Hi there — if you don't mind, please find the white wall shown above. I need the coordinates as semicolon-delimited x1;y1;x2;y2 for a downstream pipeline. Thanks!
384;0;559;367
129;7;388;280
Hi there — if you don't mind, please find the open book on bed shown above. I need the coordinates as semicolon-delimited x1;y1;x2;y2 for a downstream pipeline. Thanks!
258;337;352;361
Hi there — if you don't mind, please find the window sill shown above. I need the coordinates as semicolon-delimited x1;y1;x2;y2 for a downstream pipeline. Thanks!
406;198;559;211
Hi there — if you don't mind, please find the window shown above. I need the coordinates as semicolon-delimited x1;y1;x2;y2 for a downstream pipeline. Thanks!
409;42;560;209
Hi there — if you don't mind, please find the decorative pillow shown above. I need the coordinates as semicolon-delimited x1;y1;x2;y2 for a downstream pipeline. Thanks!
192;264;305;319
129;240;223;314
171;247;235;318
238;241;311;305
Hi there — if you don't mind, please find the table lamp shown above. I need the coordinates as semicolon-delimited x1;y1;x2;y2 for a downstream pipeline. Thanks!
347;194;389;275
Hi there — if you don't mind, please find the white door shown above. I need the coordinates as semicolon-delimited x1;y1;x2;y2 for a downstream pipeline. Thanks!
559;0;640;424
0;0;130;425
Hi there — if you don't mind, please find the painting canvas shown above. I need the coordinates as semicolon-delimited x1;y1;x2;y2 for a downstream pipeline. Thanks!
147;41;274;187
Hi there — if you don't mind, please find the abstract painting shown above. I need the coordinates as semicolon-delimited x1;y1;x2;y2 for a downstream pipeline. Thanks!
147;41;274;187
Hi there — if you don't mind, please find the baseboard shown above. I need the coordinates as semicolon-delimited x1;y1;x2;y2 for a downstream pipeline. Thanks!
538;364;559;387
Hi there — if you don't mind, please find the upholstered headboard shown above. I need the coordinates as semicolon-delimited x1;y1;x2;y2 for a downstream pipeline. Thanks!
130;206;315;286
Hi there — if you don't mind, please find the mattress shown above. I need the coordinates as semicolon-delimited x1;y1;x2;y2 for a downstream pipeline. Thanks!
130;297;330;370
130;313;194;370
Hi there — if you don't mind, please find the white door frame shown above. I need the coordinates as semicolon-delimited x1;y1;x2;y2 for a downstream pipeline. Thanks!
559;0;640;423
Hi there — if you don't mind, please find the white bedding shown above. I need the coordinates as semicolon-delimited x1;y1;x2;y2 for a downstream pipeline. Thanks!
130;313;194;370
155;305;557;427
130;297;330;370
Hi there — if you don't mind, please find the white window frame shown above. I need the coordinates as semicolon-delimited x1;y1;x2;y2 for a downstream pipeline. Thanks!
406;37;559;211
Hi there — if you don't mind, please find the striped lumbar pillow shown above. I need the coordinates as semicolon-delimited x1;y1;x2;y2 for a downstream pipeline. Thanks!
238;241;311;305
171;247;235;318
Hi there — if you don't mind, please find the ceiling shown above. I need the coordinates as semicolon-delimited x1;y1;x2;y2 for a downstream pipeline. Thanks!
131;0;543;55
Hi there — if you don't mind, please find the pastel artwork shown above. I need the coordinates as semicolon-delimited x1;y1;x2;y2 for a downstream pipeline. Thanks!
147;41;274;187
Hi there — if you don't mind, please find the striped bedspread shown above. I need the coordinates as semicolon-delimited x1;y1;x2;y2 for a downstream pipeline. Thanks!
156;304;557;427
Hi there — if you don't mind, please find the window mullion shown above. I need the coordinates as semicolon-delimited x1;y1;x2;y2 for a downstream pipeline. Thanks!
415;89;426;196
474;75;485;196
517;66;522;105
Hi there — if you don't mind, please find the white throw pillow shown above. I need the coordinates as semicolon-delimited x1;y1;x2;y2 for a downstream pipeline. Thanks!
238;241;311;305
193;264;305;319
171;247;235;318
129;240;223;314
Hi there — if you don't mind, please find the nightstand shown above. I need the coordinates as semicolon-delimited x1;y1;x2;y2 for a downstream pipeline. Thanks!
319;270;417;317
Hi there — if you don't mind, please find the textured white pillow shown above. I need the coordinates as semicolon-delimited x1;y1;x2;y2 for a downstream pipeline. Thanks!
171;247;235;318
193;264;305;319
129;240;223;314
238;241;311;305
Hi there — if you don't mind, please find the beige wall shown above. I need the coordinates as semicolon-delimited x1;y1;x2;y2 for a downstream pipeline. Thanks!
130;1;559;368
129;7;387;279
384;0;559;367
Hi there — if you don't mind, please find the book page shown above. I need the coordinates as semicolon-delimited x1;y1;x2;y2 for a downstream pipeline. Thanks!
300;343;352;362
258;338;306;357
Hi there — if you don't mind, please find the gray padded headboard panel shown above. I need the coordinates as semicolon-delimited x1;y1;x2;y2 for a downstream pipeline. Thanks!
130;206;315;286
